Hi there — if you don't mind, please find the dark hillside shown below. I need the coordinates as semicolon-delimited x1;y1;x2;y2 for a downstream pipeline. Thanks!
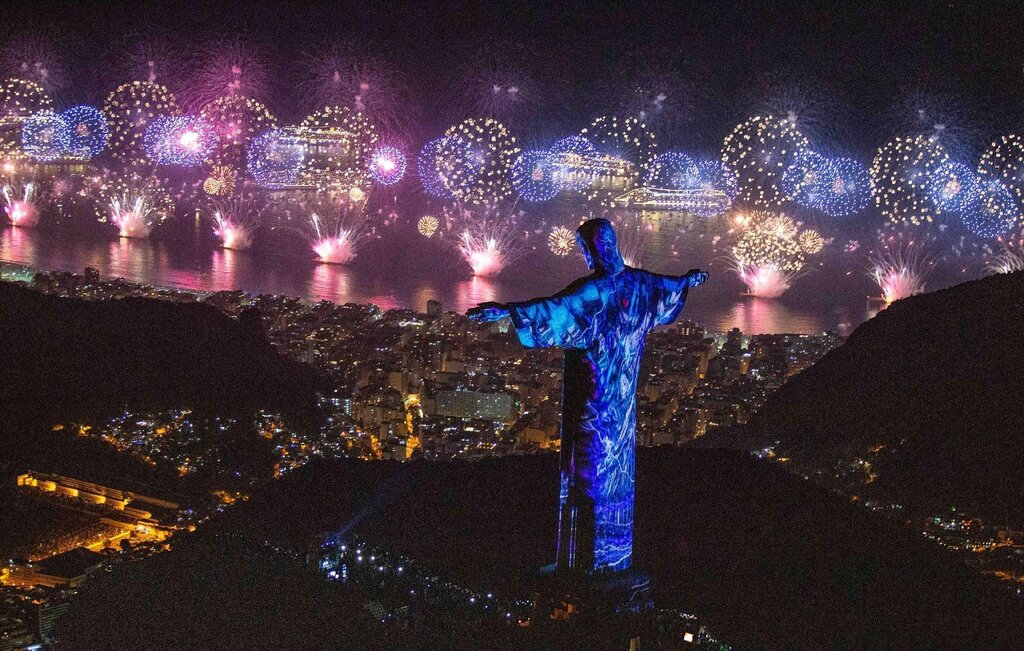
197;448;1024;649
744;271;1024;519
0;282;319;424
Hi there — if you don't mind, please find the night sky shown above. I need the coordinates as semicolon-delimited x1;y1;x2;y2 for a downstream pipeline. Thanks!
7;1;1024;156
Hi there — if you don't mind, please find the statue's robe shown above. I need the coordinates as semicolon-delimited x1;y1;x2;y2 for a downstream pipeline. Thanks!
509;267;690;573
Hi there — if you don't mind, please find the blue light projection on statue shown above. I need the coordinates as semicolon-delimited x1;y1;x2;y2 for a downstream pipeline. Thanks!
468;218;707;574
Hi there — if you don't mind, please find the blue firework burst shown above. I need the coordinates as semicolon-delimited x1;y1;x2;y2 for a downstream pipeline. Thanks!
248;129;306;189
60;105;108;159
643;151;699;189
417;137;455;199
368;145;407;186
510;149;562;202
21;110;70;162
928;160;978;213
963;179;1019;238
817;156;873;217
143;115;217;167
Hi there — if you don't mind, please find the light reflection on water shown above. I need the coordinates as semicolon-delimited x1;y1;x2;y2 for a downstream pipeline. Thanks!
0;225;874;335
455;277;499;309
722;297;821;335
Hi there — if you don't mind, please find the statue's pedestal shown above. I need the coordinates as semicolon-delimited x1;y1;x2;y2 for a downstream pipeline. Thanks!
530;567;655;648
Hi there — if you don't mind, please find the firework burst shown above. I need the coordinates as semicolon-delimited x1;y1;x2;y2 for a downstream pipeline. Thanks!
818;156;873;217
304;197;373;264
60;106;109;160
797;229;824;254
203;165;237;197
102;81;178;163
417;215;440;238
417;137;454;199
98;173;175;238
927;160;978;213
690;156;739;196
1;33;68;95
781;150;830;210
297;44;408;133
986;244;1024;275
21;110;69;162
870;135;948;226
734;265;797;299
869;240;932;304
143;115;217;167
457;226;517;277
721;115;809;208
184;40;272;109
510;149;561;202
731;211;813;297
963;179;1020;238
755;211;800;239
436;118;519;205
871;261;928;304
2;179;40;227
208;193;266;250
977;134;1024;209
450;201;527;277
247;128;306;189
547;225;577;256
864;227;937;302
200;95;276;172
368;144;407;186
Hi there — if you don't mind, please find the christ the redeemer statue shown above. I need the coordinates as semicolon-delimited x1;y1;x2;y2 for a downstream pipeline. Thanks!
468;218;707;575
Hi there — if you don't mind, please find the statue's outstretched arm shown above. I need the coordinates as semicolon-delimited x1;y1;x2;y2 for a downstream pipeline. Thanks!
466;302;510;323
648;268;708;328
465;277;593;324
684;269;709;288
467;279;600;349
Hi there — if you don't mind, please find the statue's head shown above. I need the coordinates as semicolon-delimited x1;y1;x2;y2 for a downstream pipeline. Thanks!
576;218;625;275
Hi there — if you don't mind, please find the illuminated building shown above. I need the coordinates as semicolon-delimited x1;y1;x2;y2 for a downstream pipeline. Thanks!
290;106;378;193
4;548;106;589
16;471;180;544
33;597;73;644
0;78;53;159
610;186;731;216
259;126;371;195
549;150;637;199
435;389;513;421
